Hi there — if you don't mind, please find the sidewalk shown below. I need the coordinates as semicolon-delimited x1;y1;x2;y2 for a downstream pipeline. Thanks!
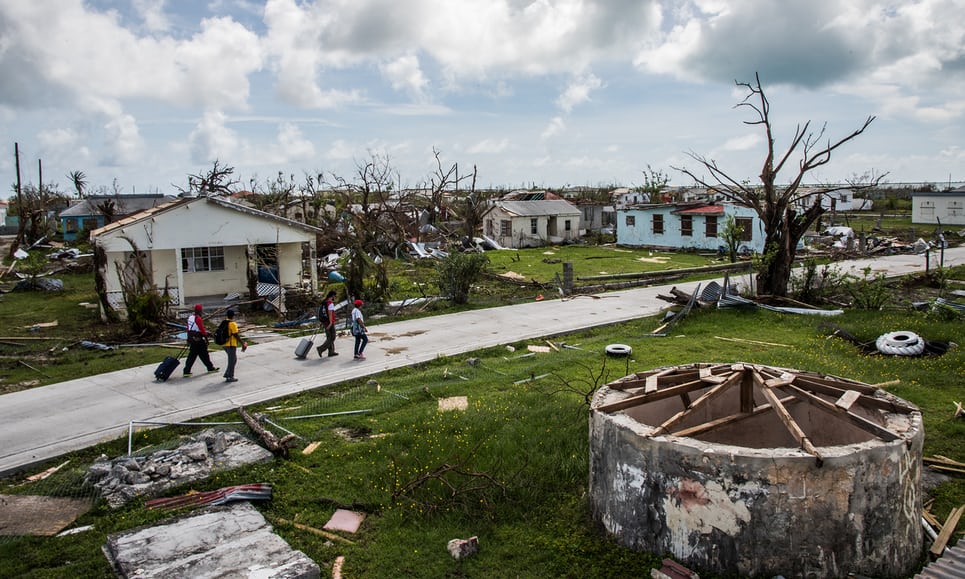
1;248;962;477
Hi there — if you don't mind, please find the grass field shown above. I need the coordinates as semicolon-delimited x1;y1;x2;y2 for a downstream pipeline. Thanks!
1;264;963;577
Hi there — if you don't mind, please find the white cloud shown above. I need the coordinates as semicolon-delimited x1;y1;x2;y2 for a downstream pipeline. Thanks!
133;0;170;33
557;74;604;113
102;113;144;166
541;116;566;140
188;110;240;164
719;133;762;153
380;54;430;102
467;138;510;154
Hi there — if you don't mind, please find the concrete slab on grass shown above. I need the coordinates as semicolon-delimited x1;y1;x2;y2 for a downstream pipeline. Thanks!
103;501;319;578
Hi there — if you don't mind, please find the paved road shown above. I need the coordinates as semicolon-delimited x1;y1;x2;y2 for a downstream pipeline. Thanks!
1;247;962;477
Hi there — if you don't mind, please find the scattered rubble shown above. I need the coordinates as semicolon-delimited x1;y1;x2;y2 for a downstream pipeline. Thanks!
447;536;480;560
85;429;274;508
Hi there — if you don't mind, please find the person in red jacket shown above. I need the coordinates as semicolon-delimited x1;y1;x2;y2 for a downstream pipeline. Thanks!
183;303;219;377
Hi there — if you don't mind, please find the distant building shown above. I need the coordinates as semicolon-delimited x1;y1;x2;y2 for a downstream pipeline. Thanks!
911;188;965;226
485;199;582;248
59;194;175;242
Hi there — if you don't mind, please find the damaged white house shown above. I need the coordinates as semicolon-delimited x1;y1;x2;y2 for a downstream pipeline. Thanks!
90;195;323;319
485;199;582;248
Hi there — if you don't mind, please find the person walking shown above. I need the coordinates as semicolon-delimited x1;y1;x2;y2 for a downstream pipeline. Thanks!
351;299;368;360
222;309;246;383
183;303;219;377
315;290;339;358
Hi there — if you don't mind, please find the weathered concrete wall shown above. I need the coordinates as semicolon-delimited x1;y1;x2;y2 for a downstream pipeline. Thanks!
589;386;924;578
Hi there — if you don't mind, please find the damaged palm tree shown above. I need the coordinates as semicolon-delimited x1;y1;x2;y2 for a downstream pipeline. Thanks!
238;406;298;457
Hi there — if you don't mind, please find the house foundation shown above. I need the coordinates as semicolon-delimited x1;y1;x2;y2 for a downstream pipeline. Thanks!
588;363;924;578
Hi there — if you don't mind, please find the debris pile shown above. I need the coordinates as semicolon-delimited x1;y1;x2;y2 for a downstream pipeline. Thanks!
85;429;273;508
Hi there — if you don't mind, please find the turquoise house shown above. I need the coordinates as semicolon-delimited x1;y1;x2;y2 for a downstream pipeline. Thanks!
616;202;764;253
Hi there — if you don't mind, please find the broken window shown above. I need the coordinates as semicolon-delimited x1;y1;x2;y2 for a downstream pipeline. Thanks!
500;220;511;237
564;220;571;231
652;214;664;235
705;216;718;238
681;215;693;236
182;246;225;273
530;218;538;235
736;217;753;242
626;215;636;227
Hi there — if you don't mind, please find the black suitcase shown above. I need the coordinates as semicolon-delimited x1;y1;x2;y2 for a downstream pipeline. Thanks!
154;347;185;382
154;356;180;382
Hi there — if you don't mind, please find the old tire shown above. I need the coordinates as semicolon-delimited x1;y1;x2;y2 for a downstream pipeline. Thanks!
876;331;925;356
605;344;632;357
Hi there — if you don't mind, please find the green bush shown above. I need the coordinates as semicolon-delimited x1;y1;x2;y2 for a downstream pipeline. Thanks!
435;251;489;305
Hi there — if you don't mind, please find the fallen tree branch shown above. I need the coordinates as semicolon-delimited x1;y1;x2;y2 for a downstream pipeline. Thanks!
238;406;298;457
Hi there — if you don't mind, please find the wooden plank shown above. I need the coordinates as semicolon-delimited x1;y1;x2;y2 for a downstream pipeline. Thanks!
835;390;862;411
652;371;742;436
672;395;797;438
930;505;965;557
792;377;918;414
594;378;707;413
784;384;901;442
758;384;824;465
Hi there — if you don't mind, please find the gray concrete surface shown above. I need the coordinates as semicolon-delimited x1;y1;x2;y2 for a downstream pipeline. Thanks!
1;248;962;477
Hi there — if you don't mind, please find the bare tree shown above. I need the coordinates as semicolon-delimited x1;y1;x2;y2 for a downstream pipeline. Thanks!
176;160;239;197
673;74;883;297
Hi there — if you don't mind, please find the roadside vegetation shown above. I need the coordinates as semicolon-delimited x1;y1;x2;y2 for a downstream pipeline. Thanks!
0;256;962;577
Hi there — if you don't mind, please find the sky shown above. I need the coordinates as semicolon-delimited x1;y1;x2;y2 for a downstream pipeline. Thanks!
1;0;964;199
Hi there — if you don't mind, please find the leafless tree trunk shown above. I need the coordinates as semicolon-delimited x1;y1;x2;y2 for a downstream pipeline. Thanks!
674;73;883;296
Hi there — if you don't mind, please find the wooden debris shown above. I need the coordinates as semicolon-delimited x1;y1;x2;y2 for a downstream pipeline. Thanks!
272;517;355;544
714;336;791;348
302;441;322;455
930;504;965;557
26;460;69;482
238;406;298;457
332;556;346;579
955;401;964;419
924;455;965;475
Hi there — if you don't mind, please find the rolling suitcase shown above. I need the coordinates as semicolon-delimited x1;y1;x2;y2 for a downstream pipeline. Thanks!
294;335;315;359
154;347;185;382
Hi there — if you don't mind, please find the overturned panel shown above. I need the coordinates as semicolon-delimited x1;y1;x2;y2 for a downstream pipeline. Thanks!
589;363;924;578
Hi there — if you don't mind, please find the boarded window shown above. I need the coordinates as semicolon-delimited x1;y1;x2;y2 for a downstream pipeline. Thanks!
652;214;664;235
705;216;718;238
736;217;754;242
681;215;693;236
949;201;963;217
182;246;225;273
920;201;934;216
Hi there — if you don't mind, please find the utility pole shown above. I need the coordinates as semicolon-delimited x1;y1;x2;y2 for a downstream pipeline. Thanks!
10;142;25;258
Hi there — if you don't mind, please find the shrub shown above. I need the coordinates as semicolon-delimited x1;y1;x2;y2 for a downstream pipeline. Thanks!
435;251;489;305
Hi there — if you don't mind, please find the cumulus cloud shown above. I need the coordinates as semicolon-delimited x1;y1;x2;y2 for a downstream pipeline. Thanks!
101;113;144;166
380;54;430;102
188;110;240;164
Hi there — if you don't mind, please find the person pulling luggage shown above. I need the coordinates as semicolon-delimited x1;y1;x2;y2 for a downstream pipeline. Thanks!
316;290;339;358
183;303;219;377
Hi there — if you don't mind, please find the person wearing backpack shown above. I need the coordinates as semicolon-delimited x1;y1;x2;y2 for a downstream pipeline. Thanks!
351;299;368;360
183;304;219;377
222;309;246;383
315;290;339;358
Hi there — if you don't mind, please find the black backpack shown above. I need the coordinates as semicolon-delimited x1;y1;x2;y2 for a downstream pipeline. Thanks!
213;320;230;345
318;301;332;327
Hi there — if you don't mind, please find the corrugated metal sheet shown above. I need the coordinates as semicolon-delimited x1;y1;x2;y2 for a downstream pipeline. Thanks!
915;542;965;579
